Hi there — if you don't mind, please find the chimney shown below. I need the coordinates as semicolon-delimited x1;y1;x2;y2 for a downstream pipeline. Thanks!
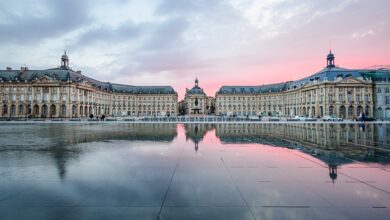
6;67;12;70
77;70;82;74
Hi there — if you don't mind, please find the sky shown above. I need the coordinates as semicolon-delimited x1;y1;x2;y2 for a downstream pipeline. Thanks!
0;0;389;99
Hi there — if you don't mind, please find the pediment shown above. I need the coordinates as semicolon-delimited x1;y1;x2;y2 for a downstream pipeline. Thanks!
32;75;56;83
300;81;311;88
339;77;366;84
78;79;93;88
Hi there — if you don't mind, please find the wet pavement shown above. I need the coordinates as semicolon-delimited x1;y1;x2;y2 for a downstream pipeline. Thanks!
0;123;389;220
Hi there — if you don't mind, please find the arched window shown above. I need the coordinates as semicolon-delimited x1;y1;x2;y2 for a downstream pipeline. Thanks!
19;104;24;114
339;106;346;118
61;105;67;116
3;105;8;115
348;106;354;118
11;105;16;116
329;105;334;115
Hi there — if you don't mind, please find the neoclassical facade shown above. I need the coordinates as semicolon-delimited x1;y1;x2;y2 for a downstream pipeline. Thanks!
368;68;390;119
216;52;389;120
1;51;388;119
184;78;209;115
0;52;178;118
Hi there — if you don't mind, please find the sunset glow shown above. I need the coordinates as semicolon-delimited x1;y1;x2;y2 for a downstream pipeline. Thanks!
0;0;389;99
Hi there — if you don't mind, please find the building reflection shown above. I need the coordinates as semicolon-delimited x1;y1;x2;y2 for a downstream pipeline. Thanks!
184;124;214;152
2;123;389;181
214;123;390;150
329;164;338;183
0;123;178;180
214;123;390;182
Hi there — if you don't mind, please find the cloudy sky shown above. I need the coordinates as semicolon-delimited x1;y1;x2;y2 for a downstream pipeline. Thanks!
0;0;389;98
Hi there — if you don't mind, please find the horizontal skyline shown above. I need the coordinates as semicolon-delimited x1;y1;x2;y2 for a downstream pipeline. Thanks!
0;0;389;99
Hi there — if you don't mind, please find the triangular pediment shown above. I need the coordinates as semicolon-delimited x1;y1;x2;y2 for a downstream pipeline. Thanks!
301;81;311;88
339;77;366;84
32;75;55;83
80;80;93;87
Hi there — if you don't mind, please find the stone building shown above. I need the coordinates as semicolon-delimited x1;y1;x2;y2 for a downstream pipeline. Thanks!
206;96;216;115
363;68;390;120
0;52;178;118
184;78;208;115
215;51;387;120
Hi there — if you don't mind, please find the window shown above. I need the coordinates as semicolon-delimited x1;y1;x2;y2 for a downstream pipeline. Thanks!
356;94;361;102
347;93;352;102
19;104;24;114
328;94;333;102
386;96;390;105
339;94;344;102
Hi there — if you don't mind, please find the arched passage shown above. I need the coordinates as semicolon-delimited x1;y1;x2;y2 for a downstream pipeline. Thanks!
357;106;363;116
42;105;48;117
3;104;8;116
61;104;66;117
348;106;354;119
339;106;346;119
50;104;56;117
33;105;39;117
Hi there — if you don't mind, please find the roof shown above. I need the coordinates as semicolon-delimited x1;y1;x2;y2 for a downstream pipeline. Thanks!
0;67;177;94
186;85;206;95
286;66;369;90
218;82;288;94
217;66;372;95
358;68;390;81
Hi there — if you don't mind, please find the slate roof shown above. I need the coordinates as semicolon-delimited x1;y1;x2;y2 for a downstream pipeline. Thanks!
218;82;287;94
186;85;206;95
217;66;373;95
0;67;177;94
358;68;390;82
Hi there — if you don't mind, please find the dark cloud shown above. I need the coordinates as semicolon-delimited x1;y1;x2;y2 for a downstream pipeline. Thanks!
0;0;92;44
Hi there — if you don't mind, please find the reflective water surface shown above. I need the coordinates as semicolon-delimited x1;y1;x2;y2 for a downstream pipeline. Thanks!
0;123;389;220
